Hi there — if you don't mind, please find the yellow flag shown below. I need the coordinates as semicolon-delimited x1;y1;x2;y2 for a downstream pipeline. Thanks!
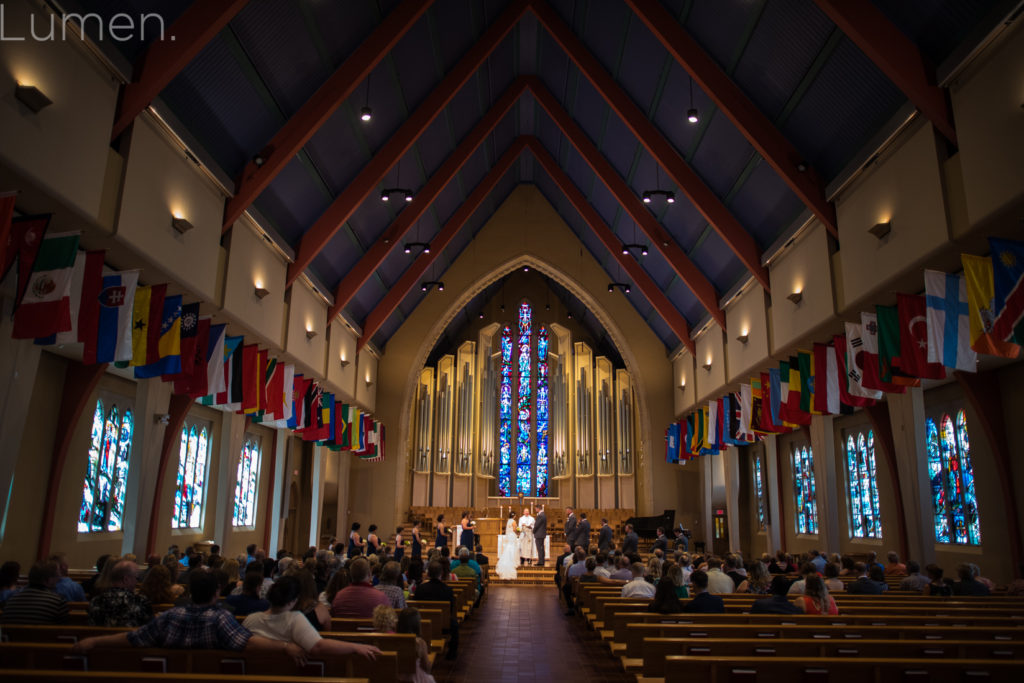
962;254;1021;358
129;285;152;366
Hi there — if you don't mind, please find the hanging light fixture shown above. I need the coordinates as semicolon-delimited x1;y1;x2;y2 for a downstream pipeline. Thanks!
381;159;413;202
687;75;699;124
360;72;372;122
642;163;675;204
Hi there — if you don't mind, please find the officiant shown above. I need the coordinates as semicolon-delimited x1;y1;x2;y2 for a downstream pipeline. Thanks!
519;508;536;566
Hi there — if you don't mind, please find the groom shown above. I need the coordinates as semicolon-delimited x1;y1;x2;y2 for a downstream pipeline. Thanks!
534;505;547;567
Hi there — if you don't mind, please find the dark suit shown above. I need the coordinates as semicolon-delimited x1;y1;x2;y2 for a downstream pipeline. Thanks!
533;510;547;566
846;577;887;595
651;534;668;554
622;530;639;555
751;595;802;614
576;518;591;551
564;514;577;548
682;591;725;613
597;524;614;552
414;579;459;656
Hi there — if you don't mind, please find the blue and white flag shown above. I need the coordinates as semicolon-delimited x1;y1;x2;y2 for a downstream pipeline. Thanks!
924;270;976;372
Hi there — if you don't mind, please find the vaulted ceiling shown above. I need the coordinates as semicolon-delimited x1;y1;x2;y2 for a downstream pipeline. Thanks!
71;0;999;354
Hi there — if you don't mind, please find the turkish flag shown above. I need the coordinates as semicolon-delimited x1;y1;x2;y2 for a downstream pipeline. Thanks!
896;294;946;380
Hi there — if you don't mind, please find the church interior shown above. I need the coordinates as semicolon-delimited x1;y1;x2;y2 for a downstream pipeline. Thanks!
1;0;1024;678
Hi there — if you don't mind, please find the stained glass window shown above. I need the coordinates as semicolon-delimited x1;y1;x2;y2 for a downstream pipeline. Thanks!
171;421;210;529
845;430;881;539
516;303;532;496
232;435;261;527
752;453;766;530
498;326;513;496
927;411;981;545
792;445;818;535
536;327;549;497
78;399;134;532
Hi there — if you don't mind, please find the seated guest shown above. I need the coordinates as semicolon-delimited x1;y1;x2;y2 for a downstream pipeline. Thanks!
969;563;996;592
839;555;856;576
823;562;844;593
705;557;736;594
751;576;802;614
412;561;459;660
647;576;683;614
796;575;838;615
953;563;991;596
884;551;907;576
396;607;436;683
682;571;725;613
724;554;746;587
609;555;632;582
82;554;110;598
291;568;331;630
226;569;270;616
474;543;489;567
865;552;884;572
578;557;599;584
331;557;390;618
0;560;68;624
49;553;86;602
808;549;827;574
0;560;21;603
88;559;153;627
621;562;656;598
375;560;408;609
899;561;930;592
372;603;397;633
922;563;953;596
787;563;819;595
666;564;689;599
737;561;771;594
73;570;303;660
242;576;380;660
847;564;888;594
139;563;184;605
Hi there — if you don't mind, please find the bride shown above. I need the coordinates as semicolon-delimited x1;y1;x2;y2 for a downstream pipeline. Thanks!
495;511;519;580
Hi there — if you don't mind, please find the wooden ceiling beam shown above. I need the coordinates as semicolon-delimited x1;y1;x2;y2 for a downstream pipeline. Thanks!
222;0;433;231
533;0;770;288
286;0;530;287
111;0;251;141
623;0;838;236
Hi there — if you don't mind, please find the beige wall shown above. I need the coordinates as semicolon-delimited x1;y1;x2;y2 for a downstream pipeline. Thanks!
222;221;288;349
695;323;727;402
285;280;327;378
769;221;835;352
725;284;771;384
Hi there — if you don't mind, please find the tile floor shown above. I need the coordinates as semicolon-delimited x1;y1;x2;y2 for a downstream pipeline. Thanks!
430;585;633;683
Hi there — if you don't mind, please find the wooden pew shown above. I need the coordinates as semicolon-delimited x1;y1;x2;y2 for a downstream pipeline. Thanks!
0;671;365;683
330;608;444;652
663;655;1024;683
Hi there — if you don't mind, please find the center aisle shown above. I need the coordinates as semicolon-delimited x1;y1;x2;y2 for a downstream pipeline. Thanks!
432;584;633;683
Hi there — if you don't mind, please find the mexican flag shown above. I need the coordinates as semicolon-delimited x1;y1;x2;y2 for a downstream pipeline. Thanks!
12;232;79;339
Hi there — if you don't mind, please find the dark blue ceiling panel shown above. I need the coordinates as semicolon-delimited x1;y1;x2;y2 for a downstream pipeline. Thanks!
600;107;643;182
648;314;678;349
534;30;572;101
782;37;905;180
684;0;766;71
659;197;709;251
485;35;519;101
304;0;386;70
302;103;372;196
389;13;445;113
445;75;497;150
416;107;459;178
636;247;677;292
689;111;756;199
64;0;191;63
357;61;417;156
729;160;806;249
666;277;706;326
690;228;747;291
490;113;518;163
575;0;633;76
651;61;706;156
871;0;996;65
618;14;672;111
371;315;403;350
255;156;332;244
565;71;613;151
430;0;488;76
732;0;835;122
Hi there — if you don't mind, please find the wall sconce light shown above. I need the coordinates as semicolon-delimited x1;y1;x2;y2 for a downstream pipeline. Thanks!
254;286;270;299
679;379;686;390
607;282;631;294
15;84;52;113
787;291;803;305
404;241;430;254
153;413;170;425
305;328;317;340
868;220;892;239
365;376;374;387
421;280;444;292
339;355;350;368
171;214;194;234
702;361;712;372
736;333;749;344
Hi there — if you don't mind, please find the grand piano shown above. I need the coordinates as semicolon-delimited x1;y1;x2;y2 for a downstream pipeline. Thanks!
625;509;676;539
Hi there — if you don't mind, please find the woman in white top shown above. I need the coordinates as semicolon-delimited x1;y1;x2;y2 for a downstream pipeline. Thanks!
495;512;520;580
518;508;536;565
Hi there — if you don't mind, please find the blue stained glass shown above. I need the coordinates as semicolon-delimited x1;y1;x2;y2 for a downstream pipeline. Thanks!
498;327;513;496
926;418;949;542
929;412;981;545
753;455;765;529
516;303;532;496
793;445;818;535
536;327;549;497
78;400;135;533
233;437;261;526
172;424;210;529
845;430;881;539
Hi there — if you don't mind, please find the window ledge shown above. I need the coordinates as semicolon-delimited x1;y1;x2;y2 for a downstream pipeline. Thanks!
75;530;125;542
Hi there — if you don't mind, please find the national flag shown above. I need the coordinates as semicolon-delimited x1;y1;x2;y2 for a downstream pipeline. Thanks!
707;400;719;448
833;335;873;408
366;422;386;462
287;375;306;430
127;284;163;367
3;214;51;310
812;343;840;415
768;368;784;429
781;357;810;425
163;303;199;381
798;351;815;414
81;264;139;365
349;406;363;452
262;361;284;422
0;192;15;273
40;249;93;346
738;385;754;441
859;312;904;393
240;345;259;413
989;237;1024;345
204;334;242;407
173;317;210;396
896;293;946;380
876;304;920;386
205;325;228;397
12;231;79;339
134;294;182;378
962;253;1021;358
665;422;681;463
844;323;883;400
337;404;352;449
924;270;977;372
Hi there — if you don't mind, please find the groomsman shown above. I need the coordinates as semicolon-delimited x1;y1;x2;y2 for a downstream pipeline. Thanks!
564;507;577;549
534;505;547;567
621;523;639;556
577;513;591;552
598;518;614;552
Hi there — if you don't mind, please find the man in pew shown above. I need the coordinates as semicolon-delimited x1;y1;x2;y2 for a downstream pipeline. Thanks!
413;560;459;660
72;569;305;664
899;561;930;592
49;553;86;602
847;564;888;594
621;562;655;599
243;575;380;661
681;571;724;614
705;557;735;595
0;560;68;624
750;576;802;614
88;559;153;627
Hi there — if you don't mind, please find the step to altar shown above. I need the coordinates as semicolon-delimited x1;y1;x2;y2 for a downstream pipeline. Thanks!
487;565;558;584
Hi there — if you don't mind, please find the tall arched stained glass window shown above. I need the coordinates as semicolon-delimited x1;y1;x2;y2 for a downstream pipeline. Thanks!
232;435;261;527
78;398;134;532
536;327;549;497
927;410;981;545
792;445;818;535
845;430;882;539
497;326;513;496
752;453;766;530
172;421;211;529
516;303;532;496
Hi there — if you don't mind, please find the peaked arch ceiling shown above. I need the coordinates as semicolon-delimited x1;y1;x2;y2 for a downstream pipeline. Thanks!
72;0;1000;353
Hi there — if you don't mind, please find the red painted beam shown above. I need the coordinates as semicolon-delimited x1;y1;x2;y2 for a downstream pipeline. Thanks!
286;0;531;287
533;0;770;289
262;432;278;552
111;0;250;141
623;0;837;237
222;0;433;231
865;402;909;563
955;371;1022;579
528;77;725;329
529;138;694;354
38;361;108;561
330;78;529;320
813;0;956;146
356;139;529;352
145;393;194;559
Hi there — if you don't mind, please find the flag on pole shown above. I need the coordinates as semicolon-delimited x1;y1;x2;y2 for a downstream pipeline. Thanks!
3;214;51;310
876;304;920;386
134;294;182;378
987;238;1024;346
812;343;840;415
173;317;210;396
896;293;946;380
844;323;883;399
924;270;977;372
859;312;904;393
163;303;199;381
204;325;228;397
665;422;681;464
12;232;79;339
40;249;91;346
961;253;1021;358
833;335;873;409
738;384;754;441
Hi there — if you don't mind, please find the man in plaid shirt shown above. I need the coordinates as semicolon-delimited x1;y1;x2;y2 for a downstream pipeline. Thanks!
74;569;303;662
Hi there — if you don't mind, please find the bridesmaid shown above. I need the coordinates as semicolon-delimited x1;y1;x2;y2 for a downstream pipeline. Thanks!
367;524;381;556
394;527;405;563
411;520;423;559
435;514;448;550
459;511;474;550
348;522;366;558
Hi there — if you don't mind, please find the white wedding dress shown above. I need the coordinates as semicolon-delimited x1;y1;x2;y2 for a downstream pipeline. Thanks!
495;519;519;580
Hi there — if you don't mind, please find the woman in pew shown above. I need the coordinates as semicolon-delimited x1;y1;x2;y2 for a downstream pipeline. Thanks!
647;576;684;614
225;568;270;616
396;607;435;683
796;576;838;615
139;564;183;605
736;561;771;594
291;567;331;630
922;564;953;596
